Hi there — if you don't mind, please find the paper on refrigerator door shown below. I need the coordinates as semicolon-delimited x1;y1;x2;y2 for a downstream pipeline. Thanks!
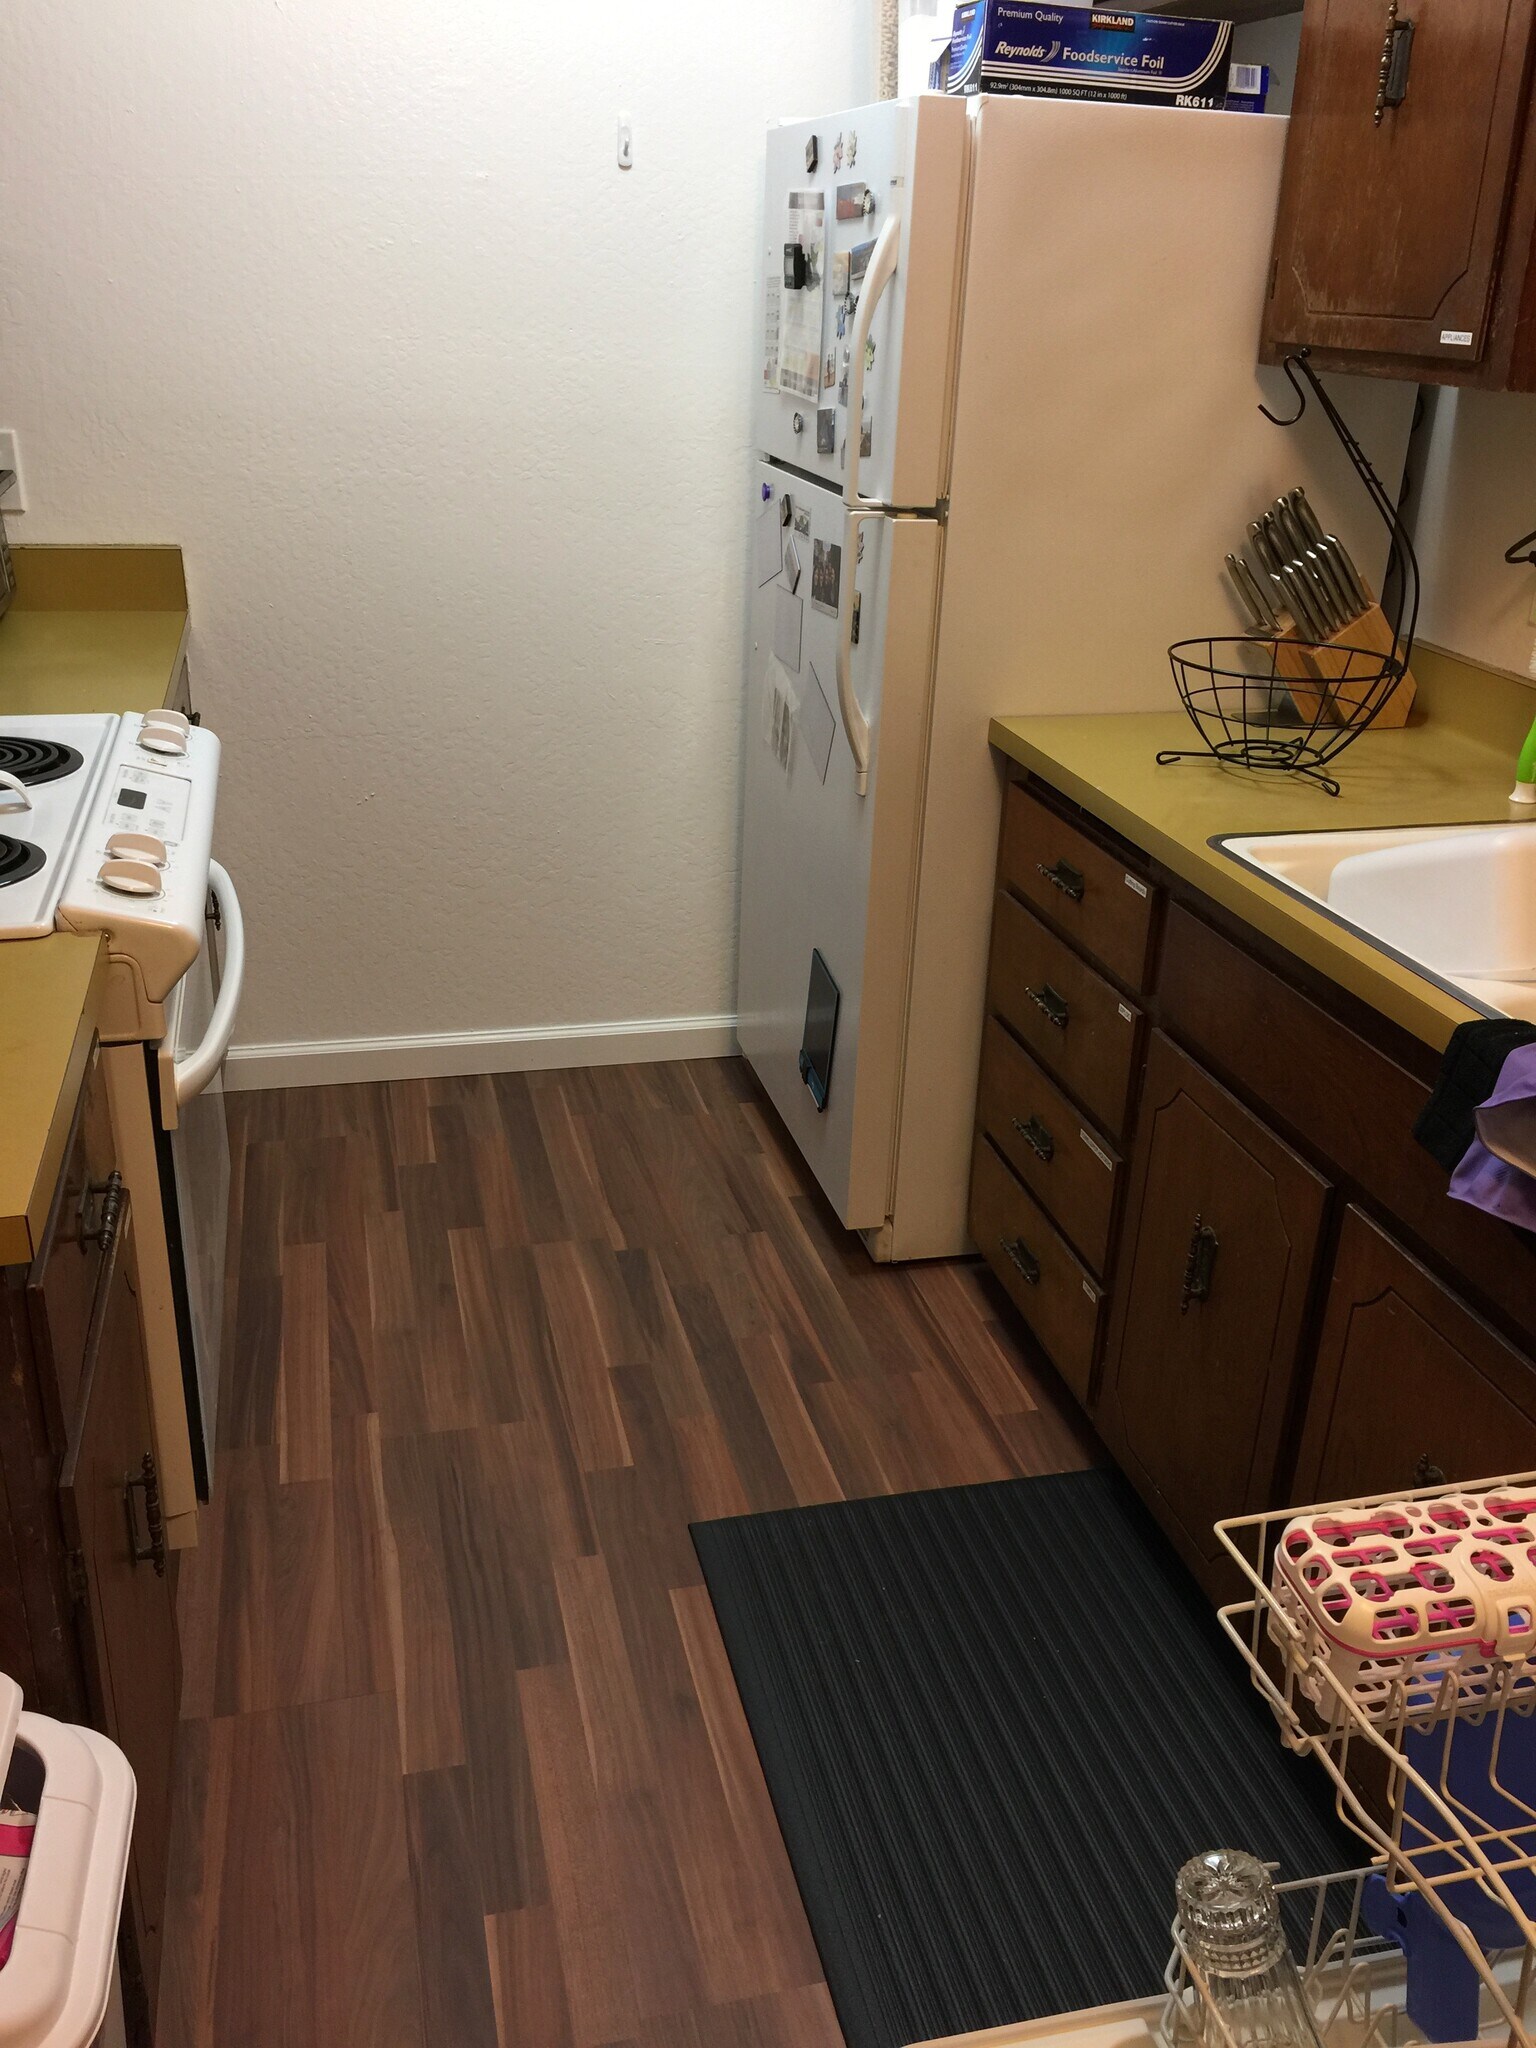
798;661;837;782
777;190;826;400
773;585;803;673
755;502;784;586
762;266;781;391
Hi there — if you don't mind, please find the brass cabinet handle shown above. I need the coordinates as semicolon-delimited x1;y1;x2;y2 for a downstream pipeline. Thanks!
1374;1;1415;123
1036;857;1085;902
1179;1215;1219;1313
80;1171;124;1253
1001;1236;1041;1287
1011;1114;1055;1162
1026;983;1070;1029
124;1451;167;1576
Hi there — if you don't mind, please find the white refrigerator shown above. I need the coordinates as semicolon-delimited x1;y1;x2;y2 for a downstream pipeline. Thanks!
738;93;1414;1263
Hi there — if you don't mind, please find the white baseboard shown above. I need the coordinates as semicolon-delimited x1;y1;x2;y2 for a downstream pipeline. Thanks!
224;1013;741;1091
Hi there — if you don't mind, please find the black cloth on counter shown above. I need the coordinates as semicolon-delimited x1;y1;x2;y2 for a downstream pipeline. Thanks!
1414;1018;1536;1173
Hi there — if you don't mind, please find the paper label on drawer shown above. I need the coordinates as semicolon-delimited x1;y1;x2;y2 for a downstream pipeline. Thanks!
1117;1002;1134;1023
1440;329;1473;346
1079;1128;1114;1172
1123;873;1149;898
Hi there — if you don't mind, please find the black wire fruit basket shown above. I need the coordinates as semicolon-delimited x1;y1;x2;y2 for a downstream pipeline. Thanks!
1159;350;1420;798
1164;632;1405;797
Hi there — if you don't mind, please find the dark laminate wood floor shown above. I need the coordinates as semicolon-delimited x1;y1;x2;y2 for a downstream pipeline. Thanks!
159;1059;1096;2048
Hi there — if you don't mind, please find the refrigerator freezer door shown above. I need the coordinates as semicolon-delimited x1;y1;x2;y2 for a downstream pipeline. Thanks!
754;96;968;510
737;464;942;1230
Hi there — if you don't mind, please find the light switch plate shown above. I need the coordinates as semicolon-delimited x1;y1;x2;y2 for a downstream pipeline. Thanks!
0;434;25;513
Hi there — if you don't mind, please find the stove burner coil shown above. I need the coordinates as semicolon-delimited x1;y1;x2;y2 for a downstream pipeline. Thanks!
0;837;45;889
0;737;85;786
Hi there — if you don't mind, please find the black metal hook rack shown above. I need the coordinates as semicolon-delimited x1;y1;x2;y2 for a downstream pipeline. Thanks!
1156;348;1420;796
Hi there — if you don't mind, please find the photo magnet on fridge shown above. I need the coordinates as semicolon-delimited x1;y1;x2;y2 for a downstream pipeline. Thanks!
836;184;869;222
784;536;802;594
793;503;812;536
816;409;836;455
811;539;842;617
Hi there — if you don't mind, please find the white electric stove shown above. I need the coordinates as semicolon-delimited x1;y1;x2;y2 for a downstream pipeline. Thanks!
0;708;244;1546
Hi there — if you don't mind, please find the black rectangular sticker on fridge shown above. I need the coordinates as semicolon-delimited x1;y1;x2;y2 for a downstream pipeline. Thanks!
811;539;841;617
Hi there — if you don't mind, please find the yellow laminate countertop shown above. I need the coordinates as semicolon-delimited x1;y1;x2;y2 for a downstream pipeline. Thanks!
0;544;189;716
990;649;1536;1054
0;545;188;1265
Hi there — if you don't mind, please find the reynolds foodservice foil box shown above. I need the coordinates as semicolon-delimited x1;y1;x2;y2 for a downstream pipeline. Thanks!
932;3;1234;109
1224;59;1270;112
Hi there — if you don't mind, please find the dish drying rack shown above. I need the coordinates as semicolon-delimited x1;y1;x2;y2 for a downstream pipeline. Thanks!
1167;1472;1536;2048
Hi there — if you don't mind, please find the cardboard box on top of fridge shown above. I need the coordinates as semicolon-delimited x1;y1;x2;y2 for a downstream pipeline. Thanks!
931;3;1235;109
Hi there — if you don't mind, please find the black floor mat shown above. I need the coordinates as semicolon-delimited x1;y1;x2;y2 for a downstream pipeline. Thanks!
692;1468;1358;2048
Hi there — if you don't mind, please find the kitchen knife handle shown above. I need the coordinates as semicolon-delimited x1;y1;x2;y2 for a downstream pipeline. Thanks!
1026;983;1070;1029
1035;857;1085;902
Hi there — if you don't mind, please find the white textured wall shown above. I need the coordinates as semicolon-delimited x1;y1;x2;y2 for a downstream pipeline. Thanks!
0;2;874;1059
1411;387;1536;688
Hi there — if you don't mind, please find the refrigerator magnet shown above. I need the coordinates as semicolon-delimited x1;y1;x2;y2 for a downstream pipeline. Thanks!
811;539;841;617
846;129;857;166
833;133;844;171
831;251;851;298
774;585;803;672
784;536;802;594
836;184;868;223
823;351;837;391
816;409;836;455
793;503;811;537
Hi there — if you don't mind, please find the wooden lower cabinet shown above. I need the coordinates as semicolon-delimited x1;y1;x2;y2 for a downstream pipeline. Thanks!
59;1195;179;2012
1097;1033;1330;1585
1294;1207;1536;1503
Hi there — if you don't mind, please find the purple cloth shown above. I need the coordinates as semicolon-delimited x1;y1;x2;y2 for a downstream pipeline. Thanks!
1448;1043;1536;1231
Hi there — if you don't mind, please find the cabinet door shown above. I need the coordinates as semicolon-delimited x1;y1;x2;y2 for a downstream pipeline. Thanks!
1266;0;1536;365
1295;1206;1536;1502
58;1197;180;2010
1099;1034;1329;1582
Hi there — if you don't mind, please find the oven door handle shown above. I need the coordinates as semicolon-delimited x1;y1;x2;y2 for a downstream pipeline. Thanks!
174;860;245;1105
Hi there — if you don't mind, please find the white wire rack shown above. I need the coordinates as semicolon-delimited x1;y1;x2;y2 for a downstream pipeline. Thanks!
1208;1471;1536;2048
1161;1870;1411;2048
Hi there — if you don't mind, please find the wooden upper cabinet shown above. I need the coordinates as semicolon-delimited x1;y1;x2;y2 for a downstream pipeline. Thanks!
1098;1033;1329;1587
1294;1206;1536;1502
1265;0;1536;380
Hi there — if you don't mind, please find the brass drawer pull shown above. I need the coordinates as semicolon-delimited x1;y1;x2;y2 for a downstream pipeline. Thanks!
1001;1237;1041;1287
1179;1216;1219;1313
1026;983;1070;1029
1012;1114;1055;1162
124;1451;167;1577
1036;858;1085;902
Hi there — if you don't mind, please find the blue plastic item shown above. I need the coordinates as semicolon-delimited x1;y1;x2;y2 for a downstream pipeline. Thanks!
1360;1710;1536;2042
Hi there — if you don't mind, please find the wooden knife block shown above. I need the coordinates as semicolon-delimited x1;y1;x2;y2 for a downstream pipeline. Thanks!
1273;598;1417;729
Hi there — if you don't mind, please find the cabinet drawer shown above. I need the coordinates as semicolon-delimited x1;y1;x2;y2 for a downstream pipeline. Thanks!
989;892;1142;1138
976;1017;1120;1275
999;780;1157;990
970;1135;1104;1405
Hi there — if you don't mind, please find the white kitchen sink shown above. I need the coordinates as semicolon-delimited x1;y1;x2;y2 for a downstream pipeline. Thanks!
1219;820;1536;1014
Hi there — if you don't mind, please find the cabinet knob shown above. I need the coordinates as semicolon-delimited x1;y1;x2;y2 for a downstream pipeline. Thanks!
124;1451;168;1577
1413;1454;1447;1489
1000;1236;1041;1287
1025;982;1070;1029
1036;857;1085;903
1179;1215;1219;1313
1011;1113;1055;1162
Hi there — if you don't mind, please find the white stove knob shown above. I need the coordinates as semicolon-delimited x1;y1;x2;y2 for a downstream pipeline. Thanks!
106;829;168;867
98;856;164;897
140;709;190;737
139;724;189;757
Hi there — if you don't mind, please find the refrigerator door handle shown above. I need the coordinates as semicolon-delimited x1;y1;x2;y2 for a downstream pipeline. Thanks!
837;507;883;796
842;215;901;513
